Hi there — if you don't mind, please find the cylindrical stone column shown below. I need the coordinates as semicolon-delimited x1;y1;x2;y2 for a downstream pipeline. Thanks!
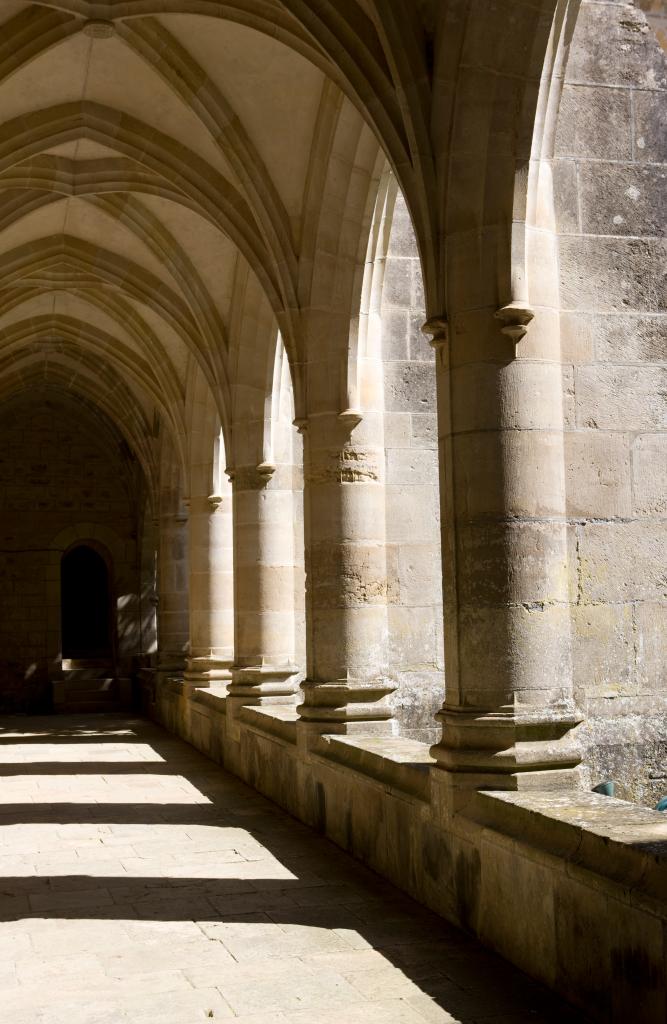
155;507;189;676
297;411;394;734
426;310;582;790
183;490;234;687
226;464;300;705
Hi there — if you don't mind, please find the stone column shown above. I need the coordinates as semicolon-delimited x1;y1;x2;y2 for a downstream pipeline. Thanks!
183;490;234;688
138;508;158;661
226;464;300;706
155;507;189;676
297;412;394;734
425;311;582;791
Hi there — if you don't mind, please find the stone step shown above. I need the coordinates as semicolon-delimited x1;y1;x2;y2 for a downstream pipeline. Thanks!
63;689;118;703
62;677;117;694
64;700;123;713
60;659;115;679
52;676;132;713
62;670;115;682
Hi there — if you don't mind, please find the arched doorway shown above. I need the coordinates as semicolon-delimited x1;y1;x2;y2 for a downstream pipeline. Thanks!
61;545;114;660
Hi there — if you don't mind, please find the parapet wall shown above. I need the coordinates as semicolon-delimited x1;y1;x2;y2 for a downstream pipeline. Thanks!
146;678;667;1024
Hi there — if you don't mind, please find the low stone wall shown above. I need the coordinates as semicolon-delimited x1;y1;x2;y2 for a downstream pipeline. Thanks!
146;679;667;1024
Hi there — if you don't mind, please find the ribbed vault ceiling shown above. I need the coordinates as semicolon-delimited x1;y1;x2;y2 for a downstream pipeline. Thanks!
0;1;407;491
0;1;568;497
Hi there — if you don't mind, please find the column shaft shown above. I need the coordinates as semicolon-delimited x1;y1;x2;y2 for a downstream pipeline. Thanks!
184;492;234;686
297;412;394;734
227;465;299;704
156;509;189;676
427;312;581;789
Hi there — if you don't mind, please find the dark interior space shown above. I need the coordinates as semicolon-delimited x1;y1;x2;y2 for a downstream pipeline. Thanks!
61;546;113;660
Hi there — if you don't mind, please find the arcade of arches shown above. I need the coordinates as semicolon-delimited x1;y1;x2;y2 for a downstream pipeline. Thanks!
0;1;665;1020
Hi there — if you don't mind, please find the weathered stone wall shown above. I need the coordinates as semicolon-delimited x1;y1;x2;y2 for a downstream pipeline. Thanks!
382;190;444;741
554;0;667;804
147;681;667;1024
0;392;142;710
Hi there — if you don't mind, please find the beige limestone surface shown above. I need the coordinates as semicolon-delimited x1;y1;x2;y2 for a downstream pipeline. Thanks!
0;713;586;1024
0;0;664;799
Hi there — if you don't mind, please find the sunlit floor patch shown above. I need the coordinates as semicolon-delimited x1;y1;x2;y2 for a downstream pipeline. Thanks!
0;714;588;1024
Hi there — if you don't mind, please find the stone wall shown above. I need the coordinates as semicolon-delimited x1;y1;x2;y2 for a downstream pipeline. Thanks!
147;681;667;1024
0;391;142;710
382;190;444;741
554;0;667;804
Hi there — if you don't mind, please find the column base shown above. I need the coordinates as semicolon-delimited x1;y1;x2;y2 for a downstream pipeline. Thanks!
227;664;300;707
297;681;396;736
155;650;187;678
430;701;583;791
184;656;233;689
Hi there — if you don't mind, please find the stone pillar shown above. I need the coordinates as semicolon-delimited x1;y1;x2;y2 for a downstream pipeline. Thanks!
297;412;394;734
183;490;234;688
226;464;300;706
138;508;158;662
155;507;189;676
425;311;582;791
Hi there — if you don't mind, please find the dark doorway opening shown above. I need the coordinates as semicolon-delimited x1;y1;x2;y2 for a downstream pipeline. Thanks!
61;545;113;659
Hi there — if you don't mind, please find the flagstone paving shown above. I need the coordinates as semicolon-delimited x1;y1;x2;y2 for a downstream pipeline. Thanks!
0;714;587;1024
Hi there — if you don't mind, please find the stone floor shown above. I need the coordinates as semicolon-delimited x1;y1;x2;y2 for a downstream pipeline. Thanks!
0;714;587;1024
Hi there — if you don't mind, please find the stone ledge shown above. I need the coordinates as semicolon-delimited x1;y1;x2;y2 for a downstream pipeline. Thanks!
239;705;298;744
317;734;435;800
190;684;229;713
150;684;667;1021
474;790;667;910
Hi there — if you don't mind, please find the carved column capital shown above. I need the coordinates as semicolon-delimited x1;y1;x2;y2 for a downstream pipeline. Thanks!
337;408;363;430
231;463;276;491
421;316;448;368
421;315;448;349
495;301;534;346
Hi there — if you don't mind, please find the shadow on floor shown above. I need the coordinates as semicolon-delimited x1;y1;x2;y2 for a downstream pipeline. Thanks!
0;713;589;1024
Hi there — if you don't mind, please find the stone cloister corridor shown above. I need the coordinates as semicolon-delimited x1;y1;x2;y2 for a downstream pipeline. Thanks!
0;0;665;1020
0;713;584;1024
